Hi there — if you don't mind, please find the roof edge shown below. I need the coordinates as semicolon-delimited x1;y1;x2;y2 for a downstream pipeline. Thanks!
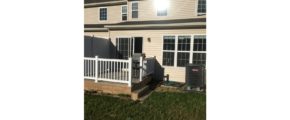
85;1;127;8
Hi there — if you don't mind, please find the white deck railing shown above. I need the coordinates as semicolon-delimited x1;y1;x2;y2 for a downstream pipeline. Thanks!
84;56;155;87
84;57;96;79
84;56;132;87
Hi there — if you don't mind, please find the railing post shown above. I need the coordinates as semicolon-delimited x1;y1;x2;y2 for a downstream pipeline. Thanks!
139;56;143;82
95;56;98;83
128;57;132;87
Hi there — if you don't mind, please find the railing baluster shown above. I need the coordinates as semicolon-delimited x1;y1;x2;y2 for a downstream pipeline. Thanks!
119;62;121;80
85;57;153;85
113;61;114;79
110;61;112;79
122;62;124;80
128;58;132;87
139;56;143;81
101;60;103;78
88;60;90;76
84;60;86;76
95;56;98;82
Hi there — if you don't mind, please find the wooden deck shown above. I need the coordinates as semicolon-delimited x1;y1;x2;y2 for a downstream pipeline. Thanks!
84;74;152;95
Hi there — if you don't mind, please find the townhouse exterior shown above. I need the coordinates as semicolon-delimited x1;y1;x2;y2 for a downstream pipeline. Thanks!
84;0;206;83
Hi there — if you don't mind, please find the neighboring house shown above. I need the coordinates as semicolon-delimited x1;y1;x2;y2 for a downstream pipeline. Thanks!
84;0;206;83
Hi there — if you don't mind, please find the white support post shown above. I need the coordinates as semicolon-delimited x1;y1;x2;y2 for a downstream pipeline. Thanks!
128;57;132;87
139;56;143;81
95;56;99;83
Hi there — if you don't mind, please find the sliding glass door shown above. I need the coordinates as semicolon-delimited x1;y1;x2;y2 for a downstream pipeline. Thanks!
116;37;132;59
116;37;143;59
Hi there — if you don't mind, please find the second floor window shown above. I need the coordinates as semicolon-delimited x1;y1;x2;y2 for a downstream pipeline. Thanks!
157;8;167;16
99;8;107;20
122;5;127;21
197;0;206;15
132;2;138;18
155;0;169;16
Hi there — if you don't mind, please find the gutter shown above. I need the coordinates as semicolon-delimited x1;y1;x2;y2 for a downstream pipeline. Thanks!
84;28;108;32
104;22;206;30
85;1;127;8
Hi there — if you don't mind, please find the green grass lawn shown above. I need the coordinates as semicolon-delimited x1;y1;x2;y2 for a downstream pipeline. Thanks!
85;91;206;120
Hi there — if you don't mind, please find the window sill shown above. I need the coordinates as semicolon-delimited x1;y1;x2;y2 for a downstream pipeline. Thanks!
197;13;206;16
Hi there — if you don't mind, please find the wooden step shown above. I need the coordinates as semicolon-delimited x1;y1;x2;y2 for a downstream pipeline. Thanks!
131;85;151;101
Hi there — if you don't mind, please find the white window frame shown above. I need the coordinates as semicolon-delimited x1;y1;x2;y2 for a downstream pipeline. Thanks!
192;34;206;64
121;5;128;21
162;35;176;67
156;8;168;16
161;34;206;68
176;35;191;67
99;7;108;21
196;0;206;16
116;36;144;58
131;2;138;19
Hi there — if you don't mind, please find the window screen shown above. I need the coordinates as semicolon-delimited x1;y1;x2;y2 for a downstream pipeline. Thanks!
178;36;191;51
122;6;127;21
162;36;175;66
192;53;206;65
157;9;167;16
162;52;174;66
132;2;138;18
198;0;206;14
99;8;107;20
193;35;206;51
177;52;190;67
117;38;130;59
193;35;206;65
163;36;175;50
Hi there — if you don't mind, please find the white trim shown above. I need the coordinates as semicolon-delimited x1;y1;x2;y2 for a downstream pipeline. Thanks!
196;0;206;16
85;1;127;7
189;35;193;63
174;35;178;67
99;7;108;22
121;5;128;21
161;34;206;68
156;8;168;17
131;1;138;19
131;36;144;54
161;35;175;67
116;36;144;56
104;22;205;28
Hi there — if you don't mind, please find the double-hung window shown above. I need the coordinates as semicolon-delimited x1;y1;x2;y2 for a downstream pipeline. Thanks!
121;5;127;21
192;35;206;65
132;2;138;18
162;35;206;67
157;7;167;16
162;36;175;66
177;36;191;67
157;9;167;16
99;8;107;21
197;0;206;15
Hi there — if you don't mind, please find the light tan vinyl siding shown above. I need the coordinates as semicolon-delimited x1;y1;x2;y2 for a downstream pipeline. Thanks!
109;29;206;83
84;5;123;24
84;0;205;24
128;0;205;21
